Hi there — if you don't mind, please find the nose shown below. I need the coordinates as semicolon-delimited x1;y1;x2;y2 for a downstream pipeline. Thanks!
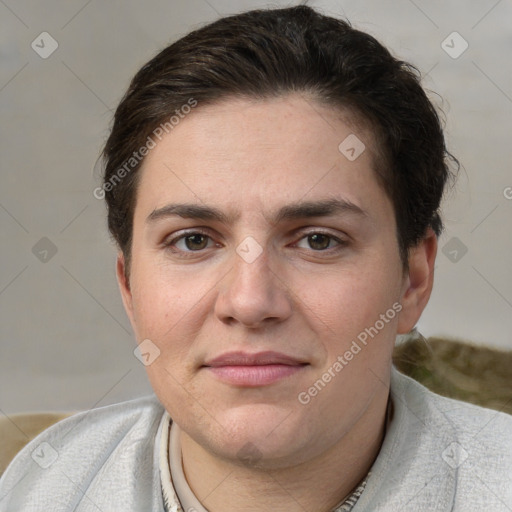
214;245;293;329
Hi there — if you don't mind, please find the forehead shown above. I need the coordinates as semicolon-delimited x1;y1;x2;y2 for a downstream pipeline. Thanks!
135;94;392;224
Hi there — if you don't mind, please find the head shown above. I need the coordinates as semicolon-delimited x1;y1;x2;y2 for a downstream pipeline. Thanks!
101;6;457;467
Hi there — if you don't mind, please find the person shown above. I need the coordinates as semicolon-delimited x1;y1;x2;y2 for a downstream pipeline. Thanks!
1;5;511;511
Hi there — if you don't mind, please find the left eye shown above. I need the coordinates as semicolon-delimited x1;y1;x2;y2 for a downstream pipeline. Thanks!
296;233;342;251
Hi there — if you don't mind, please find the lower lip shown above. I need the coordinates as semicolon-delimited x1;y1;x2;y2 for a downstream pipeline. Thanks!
205;364;307;386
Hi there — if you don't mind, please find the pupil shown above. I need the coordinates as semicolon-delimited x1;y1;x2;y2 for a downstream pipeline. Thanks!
186;234;207;250
309;234;329;250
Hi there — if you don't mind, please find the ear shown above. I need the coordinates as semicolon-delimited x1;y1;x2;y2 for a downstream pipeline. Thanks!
116;252;135;327
397;228;438;334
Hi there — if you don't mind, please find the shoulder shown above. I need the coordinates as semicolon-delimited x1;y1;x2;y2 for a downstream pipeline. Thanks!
393;367;512;509
0;395;166;511
392;365;512;451
355;367;512;511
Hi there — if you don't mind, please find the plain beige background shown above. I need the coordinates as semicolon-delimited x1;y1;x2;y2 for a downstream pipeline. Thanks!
1;0;511;413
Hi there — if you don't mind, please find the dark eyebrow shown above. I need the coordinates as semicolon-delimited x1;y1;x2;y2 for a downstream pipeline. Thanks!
272;198;368;223
147;203;234;224
146;198;368;225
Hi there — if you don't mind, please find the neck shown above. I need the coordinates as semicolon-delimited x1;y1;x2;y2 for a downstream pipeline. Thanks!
178;385;390;512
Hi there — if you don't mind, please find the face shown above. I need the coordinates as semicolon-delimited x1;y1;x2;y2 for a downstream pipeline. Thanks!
117;94;435;468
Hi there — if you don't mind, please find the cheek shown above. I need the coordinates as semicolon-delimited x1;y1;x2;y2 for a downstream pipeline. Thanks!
128;257;221;389
129;256;209;336
297;265;398;332
295;258;402;378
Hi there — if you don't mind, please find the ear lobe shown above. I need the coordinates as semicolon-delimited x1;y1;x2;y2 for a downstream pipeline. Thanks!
116;252;134;321
397;228;438;334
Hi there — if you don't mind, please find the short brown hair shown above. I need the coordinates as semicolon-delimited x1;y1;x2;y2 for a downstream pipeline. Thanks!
101;5;458;271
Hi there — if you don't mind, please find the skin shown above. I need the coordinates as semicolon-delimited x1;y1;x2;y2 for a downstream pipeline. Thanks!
117;94;437;511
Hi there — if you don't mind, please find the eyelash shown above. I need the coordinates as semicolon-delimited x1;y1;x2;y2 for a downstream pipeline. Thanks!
162;229;348;257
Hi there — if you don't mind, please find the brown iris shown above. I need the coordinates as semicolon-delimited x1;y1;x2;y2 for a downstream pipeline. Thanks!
184;234;209;250
307;233;331;250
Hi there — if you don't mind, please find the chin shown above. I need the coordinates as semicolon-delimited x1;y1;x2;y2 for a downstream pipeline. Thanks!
206;404;314;463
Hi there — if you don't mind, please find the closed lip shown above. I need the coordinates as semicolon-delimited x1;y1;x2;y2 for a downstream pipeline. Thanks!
203;351;308;367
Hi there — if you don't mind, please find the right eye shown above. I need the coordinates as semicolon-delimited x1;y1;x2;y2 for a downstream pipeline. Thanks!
164;230;216;251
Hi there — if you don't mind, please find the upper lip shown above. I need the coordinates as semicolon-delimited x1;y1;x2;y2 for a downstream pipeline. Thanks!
203;351;308;367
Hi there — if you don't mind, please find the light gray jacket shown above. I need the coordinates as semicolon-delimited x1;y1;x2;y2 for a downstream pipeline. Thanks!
1;366;511;511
